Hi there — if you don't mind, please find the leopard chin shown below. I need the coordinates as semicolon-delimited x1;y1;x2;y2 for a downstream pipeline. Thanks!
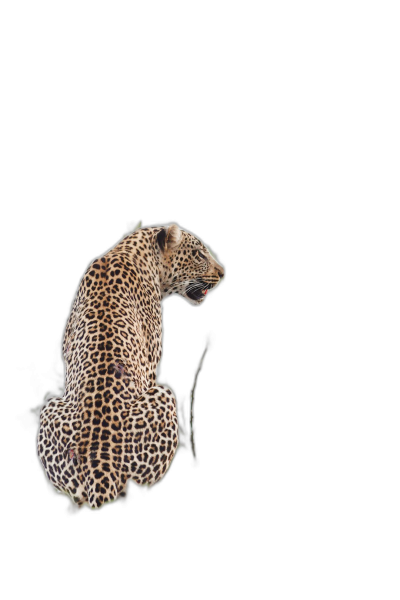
185;279;213;303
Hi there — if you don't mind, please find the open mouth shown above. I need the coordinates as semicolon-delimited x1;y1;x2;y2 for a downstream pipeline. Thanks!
186;279;213;302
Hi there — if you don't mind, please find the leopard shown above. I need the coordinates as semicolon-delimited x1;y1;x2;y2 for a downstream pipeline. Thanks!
37;224;224;508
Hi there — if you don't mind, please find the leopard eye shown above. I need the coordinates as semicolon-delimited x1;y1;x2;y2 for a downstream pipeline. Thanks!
192;249;207;262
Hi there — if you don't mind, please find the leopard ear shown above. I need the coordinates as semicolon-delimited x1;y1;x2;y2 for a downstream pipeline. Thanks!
157;228;167;252
157;225;182;252
166;224;182;250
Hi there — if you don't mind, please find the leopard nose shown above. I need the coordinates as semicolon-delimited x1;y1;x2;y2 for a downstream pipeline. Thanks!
218;269;224;279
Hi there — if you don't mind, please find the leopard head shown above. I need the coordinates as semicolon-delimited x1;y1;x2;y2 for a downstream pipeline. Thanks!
157;224;224;305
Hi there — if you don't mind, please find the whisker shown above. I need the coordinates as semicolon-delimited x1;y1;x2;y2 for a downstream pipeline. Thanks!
185;281;206;292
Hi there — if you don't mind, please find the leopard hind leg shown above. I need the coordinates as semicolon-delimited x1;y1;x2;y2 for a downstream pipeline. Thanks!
123;385;179;486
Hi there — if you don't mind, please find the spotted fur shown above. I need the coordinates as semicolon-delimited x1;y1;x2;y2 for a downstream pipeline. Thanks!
37;224;224;508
